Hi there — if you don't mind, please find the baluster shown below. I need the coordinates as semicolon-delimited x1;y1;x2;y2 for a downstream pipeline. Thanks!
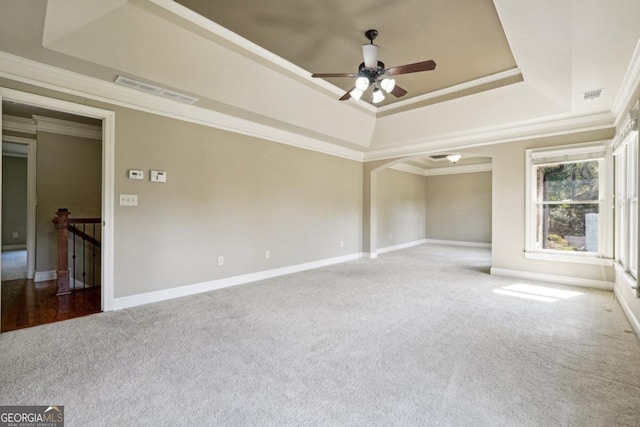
72;226;76;291
82;223;87;289
92;223;96;287
54;209;71;295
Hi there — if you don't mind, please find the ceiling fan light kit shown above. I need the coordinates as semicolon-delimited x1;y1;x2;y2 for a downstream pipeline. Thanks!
372;88;385;104
446;154;462;164
311;29;436;105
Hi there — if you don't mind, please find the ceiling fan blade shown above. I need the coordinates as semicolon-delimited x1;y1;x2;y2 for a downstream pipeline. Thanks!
387;60;436;76
339;88;354;101
311;73;357;78
390;85;408;98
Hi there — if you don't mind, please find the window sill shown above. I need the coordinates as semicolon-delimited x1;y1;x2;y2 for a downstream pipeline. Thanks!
524;251;614;266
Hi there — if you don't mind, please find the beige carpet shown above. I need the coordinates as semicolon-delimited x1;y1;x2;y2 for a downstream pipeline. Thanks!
1;249;26;281
1;244;639;426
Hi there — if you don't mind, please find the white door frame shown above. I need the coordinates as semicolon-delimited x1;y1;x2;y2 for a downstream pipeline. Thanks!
0;87;115;312
1;135;37;279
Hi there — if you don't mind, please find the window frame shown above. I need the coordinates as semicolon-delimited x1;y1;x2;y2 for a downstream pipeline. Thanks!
525;141;613;265
613;109;639;283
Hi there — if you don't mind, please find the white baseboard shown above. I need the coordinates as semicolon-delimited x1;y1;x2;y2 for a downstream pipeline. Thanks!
2;244;27;251
614;286;640;339
113;252;364;310
490;267;613;291
378;239;427;254
34;270;56;282
424;239;492;248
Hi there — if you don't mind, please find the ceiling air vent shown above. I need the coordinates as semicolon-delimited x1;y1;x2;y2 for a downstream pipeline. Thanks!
158;89;198;105
114;76;199;104
582;88;603;101
115;75;162;94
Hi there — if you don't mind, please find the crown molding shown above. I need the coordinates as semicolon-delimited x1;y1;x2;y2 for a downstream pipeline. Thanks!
376;68;522;116
363;111;615;162
32;115;101;140
612;38;640;125
391;162;492;176
145;0;378;116
0;51;364;162
423;163;492;176
2;113;100;139
2;114;36;134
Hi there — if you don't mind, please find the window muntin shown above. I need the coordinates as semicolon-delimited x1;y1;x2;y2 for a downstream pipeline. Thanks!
534;161;601;253
525;142;611;263
614;124;638;280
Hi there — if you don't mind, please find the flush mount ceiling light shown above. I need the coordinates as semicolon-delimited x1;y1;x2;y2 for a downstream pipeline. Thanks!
446;154;462;164
311;29;436;105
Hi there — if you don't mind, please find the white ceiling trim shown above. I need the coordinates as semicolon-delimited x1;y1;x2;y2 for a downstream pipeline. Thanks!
363;110;615;161
0;50;618;164
424;163;492;176
0;51;364;161
376;68;522;115
146;0;376;115
33;115;102;140
612;37;640;125
2;114;36;134
391;162;492;177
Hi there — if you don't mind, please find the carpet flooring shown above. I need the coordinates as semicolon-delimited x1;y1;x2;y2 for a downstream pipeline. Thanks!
1;244;639;426
1;250;27;281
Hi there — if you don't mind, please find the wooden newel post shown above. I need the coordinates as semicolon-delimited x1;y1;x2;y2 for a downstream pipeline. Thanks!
55;208;71;295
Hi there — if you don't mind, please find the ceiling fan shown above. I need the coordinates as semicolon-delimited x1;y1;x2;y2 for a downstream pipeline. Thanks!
311;29;436;104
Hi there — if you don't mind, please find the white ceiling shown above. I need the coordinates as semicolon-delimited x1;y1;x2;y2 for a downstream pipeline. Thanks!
0;0;639;161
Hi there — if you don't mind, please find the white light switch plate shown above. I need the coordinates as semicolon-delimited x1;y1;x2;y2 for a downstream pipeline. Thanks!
119;194;138;206
128;169;144;180
150;170;166;183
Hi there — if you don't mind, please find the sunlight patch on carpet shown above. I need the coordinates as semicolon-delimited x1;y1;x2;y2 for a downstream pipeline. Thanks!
493;283;583;302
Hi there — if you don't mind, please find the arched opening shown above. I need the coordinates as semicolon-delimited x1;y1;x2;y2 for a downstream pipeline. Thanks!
364;152;493;260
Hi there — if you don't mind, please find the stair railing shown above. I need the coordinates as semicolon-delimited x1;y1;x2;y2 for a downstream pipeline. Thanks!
53;208;101;295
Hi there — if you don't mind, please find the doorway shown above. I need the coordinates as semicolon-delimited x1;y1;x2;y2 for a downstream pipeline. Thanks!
0;89;115;332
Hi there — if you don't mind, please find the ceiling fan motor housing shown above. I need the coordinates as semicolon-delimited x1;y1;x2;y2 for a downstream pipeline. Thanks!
358;61;386;84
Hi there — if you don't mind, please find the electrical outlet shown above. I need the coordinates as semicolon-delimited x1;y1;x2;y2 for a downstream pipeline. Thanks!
119;194;138;206
12;232;18;238
340;240;344;247
265;250;270;259
217;256;224;266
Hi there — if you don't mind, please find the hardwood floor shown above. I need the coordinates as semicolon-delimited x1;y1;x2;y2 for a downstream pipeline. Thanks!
1;279;101;332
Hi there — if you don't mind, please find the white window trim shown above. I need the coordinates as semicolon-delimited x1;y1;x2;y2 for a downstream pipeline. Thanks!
525;141;614;265
612;104;639;286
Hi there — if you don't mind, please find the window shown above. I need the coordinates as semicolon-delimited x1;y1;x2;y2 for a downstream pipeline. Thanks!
613;106;638;282
525;142;612;263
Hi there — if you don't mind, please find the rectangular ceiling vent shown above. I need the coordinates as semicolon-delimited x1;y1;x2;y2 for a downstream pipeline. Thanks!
114;76;199;104
115;75;162;94
158;89;199;105
582;88;603;101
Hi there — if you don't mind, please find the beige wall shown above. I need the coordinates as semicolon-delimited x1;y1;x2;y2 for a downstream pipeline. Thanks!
2;155;27;247
36;131;102;273
0;76;630;309
376;168;426;248
425;171;492;244
466;128;616;282
114;109;363;297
